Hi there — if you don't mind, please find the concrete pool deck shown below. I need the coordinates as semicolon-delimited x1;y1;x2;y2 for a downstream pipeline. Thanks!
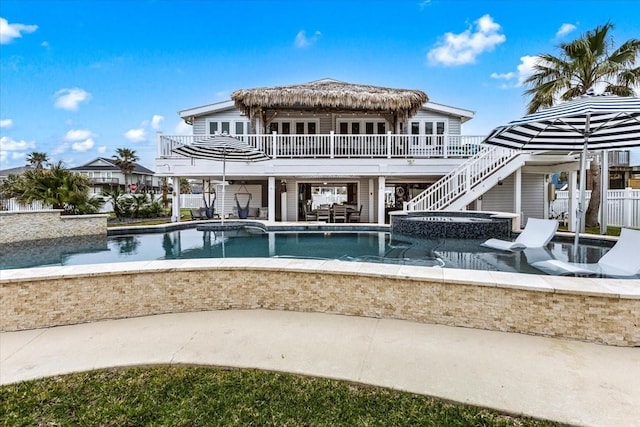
1;309;639;427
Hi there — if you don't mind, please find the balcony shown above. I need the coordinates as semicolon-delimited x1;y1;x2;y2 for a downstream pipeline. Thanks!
158;133;487;160
608;150;630;168
90;177;120;185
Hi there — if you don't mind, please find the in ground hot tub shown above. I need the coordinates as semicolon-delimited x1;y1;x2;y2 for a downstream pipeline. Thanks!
390;211;512;239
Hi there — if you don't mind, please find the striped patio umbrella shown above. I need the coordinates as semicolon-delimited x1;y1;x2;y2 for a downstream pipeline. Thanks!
172;134;270;224
482;94;640;258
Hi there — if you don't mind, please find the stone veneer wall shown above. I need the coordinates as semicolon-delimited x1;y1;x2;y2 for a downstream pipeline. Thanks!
0;211;108;244
1;261;638;346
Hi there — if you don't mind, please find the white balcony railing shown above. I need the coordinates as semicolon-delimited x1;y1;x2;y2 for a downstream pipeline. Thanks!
158;132;487;160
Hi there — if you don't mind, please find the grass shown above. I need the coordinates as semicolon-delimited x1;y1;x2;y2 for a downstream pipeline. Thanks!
0;366;561;427
558;225;621;236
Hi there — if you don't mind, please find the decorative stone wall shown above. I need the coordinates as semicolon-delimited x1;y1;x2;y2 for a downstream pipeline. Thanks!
0;211;108;244
1;260;637;346
391;211;513;239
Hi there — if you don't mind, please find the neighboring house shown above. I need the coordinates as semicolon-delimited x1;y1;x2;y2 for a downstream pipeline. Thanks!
157;79;578;226
69;157;160;194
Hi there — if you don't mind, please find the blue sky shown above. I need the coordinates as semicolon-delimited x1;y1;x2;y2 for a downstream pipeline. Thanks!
1;0;639;169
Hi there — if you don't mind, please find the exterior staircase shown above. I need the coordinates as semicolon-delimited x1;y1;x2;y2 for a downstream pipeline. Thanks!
405;145;527;211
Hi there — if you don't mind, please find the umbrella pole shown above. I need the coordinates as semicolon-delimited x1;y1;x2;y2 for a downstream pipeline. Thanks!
221;158;226;225
573;114;591;260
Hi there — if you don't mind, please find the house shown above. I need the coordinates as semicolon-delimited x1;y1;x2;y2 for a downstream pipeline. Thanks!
157;79;579;226
69;157;161;194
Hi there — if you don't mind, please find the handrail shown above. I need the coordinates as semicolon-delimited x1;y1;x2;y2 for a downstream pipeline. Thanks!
157;133;487;160
405;145;519;211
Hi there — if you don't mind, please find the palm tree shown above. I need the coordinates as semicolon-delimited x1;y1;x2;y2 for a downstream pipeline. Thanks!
523;23;639;227
16;161;102;214
112;148;139;192
26;152;49;170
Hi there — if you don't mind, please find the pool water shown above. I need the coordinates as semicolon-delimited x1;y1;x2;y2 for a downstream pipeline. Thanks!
0;228;613;276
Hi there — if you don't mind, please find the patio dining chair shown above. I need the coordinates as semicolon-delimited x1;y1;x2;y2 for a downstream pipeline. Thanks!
304;205;317;221
316;207;331;222
332;205;347;223
348;205;363;222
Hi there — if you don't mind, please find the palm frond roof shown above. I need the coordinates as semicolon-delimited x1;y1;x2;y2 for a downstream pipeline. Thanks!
231;79;428;116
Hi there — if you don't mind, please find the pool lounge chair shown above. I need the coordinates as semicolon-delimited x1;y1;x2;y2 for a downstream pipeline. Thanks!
481;218;558;251
530;227;640;277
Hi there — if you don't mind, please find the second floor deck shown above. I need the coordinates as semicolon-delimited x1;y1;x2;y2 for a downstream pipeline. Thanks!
158;133;487;160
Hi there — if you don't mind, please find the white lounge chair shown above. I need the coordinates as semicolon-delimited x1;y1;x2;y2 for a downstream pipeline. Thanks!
530;227;640;278
481;218;558;251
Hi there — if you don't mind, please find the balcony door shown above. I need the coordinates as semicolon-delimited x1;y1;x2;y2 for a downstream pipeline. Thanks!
410;120;446;157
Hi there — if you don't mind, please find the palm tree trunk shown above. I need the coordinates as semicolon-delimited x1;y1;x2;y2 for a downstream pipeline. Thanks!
585;159;601;227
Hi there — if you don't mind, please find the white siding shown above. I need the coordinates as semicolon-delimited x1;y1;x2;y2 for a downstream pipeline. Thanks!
410;110;462;135
193;109;249;135
482;174;515;213
521;173;545;225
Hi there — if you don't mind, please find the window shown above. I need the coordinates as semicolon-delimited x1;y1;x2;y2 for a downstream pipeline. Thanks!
365;122;374;135
425;122;433;135
351;122;360;134
281;122;291;134
235;122;244;135
339;122;348;134
209;122;218;134
296;122;305;134
308;122;317;134
221;122;230;134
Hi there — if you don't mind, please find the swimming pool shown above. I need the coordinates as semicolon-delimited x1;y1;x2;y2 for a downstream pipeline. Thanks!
0;227;616;276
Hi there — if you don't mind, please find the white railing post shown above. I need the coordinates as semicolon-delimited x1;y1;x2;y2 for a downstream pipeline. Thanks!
157;132;163;157
386;131;392;159
330;131;335;158
272;131;277;159
623;187;633;227
443;134;449;158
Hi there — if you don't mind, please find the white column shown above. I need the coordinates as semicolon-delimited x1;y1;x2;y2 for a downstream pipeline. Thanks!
268;176;276;222
281;182;288;222
171;177;181;222
368;178;375;223
377;176;386;225
567;171;578;232
623;187;633;227
514;168;522;229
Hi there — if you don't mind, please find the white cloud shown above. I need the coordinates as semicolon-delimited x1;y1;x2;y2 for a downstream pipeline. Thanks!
0;17;38;44
97;146;107;154
175;120;192;134
556;23;577;37
151;114;164;130
64;128;94;141
124;128;146;142
490;55;539;89
427;14;506;66
0;135;35;151
419;0;431;9
52;142;69;155
516;55;539;86
0;118;13;128
490;72;515;80
71;138;95;152
54;88;91;111
41;41;49;47
294;30;321;48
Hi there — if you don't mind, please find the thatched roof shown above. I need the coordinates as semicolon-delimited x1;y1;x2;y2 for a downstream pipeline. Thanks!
231;79;428;117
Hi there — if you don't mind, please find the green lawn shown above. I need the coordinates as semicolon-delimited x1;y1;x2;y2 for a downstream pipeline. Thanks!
0;366;560;427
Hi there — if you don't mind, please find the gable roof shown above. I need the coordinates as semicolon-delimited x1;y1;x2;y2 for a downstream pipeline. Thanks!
231;78;428;117
69;157;155;174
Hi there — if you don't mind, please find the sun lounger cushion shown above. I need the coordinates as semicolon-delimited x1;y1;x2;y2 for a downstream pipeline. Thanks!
481;218;558;251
